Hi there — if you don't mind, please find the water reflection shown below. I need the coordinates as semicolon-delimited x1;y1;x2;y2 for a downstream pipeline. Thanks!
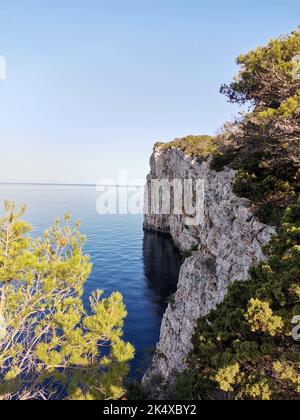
143;230;181;316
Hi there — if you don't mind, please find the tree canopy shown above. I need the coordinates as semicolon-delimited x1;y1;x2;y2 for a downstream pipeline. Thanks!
213;28;300;226
220;30;300;109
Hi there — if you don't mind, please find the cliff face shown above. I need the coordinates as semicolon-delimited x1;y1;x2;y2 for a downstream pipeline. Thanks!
142;146;276;398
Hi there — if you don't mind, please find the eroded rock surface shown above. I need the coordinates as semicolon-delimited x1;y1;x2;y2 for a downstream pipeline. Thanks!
142;146;276;398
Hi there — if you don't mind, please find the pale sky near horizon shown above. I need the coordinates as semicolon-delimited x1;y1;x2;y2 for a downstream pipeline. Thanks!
0;0;299;184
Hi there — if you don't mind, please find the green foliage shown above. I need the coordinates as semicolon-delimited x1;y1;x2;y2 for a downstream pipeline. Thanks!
220;30;300;108
174;371;199;400
259;89;300;120
210;150;237;172
232;172;296;225
177;202;300;400
172;26;300;401
158;135;218;160
181;243;200;260
127;381;148;400
0;202;134;400
245;298;284;336
215;363;243;393
173;24;300;403
211;28;300;226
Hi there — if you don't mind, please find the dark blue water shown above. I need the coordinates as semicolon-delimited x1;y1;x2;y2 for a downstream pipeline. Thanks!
0;185;181;377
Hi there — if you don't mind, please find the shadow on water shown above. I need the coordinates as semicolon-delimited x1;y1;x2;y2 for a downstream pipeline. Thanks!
143;230;182;317
130;230;182;380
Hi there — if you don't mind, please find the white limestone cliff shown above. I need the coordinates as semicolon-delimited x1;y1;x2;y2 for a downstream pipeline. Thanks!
142;145;276;398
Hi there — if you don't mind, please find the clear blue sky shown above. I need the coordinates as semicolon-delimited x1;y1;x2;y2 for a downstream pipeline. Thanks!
0;0;299;184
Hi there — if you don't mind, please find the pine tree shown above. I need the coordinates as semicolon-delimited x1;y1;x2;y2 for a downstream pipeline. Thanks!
213;28;300;226
0;201;134;400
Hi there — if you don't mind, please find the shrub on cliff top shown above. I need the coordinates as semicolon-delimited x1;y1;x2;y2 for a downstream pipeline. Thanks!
160;135;218;160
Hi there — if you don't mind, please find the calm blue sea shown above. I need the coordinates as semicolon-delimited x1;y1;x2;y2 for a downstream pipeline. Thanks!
0;184;181;377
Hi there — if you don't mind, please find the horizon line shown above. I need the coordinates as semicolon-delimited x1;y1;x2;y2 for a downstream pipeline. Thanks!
0;182;145;188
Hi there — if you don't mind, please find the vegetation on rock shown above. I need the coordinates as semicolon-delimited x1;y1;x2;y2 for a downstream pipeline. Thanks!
176;201;300;400
175;26;300;401
0;202;134;400
212;28;300;226
156;135;218;160
156;30;300;226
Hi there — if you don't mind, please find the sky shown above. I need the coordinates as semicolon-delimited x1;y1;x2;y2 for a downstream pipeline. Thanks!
0;0;299;184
